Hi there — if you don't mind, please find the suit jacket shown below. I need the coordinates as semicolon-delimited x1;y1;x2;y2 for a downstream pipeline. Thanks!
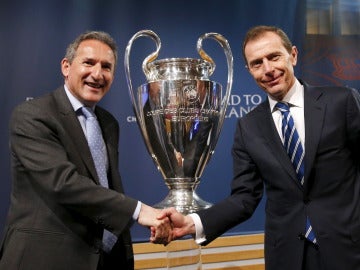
0;87;138;270
197;82;360;270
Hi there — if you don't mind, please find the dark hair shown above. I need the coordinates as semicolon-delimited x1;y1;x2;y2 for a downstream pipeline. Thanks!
64;31;118;66
242;25;293;66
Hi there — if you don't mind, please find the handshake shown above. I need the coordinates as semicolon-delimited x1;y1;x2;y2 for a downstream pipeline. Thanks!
137;204;196;245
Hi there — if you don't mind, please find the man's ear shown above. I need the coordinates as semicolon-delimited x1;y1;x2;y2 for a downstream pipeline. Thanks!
291;46;298;66
61;58;70;77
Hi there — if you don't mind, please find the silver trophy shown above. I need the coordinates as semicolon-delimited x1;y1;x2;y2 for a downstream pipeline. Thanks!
125;30;233;214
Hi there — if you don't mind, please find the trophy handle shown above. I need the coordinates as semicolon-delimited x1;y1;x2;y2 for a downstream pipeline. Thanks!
124;30;161;124
197;33;233;151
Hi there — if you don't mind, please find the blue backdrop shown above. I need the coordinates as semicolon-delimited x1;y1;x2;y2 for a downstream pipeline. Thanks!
1;0;359;242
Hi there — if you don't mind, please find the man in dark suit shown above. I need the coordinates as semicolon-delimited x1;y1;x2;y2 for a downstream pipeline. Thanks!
159;25;360;270
0;31;171;270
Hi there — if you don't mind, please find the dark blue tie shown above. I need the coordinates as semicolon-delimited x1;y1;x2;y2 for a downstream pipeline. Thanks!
82;107;117;253
275;102;317;245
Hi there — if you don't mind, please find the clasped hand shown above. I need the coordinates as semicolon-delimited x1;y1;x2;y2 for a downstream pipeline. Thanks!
141;206;195;245
138;204;195;245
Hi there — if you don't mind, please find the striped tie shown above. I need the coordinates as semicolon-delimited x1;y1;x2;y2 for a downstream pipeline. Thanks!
275;102;317;245
82;107;118;253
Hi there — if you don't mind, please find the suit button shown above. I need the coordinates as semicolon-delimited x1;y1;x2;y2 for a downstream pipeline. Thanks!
97;218;104;225
298;233;305;240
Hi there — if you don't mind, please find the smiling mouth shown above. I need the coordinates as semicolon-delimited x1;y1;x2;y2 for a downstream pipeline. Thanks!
264;74;282;85
86;82;104;89
268;78;280;85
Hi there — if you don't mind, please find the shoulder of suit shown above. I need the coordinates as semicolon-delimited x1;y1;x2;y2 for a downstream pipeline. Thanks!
303;81;356;97
247;100;269;115
13;89;55;114
12;87;72;123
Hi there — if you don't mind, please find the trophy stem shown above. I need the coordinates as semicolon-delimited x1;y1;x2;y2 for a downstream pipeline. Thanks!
153;178;212;215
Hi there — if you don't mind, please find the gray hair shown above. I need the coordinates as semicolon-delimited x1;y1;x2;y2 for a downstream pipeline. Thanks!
64;31;118;66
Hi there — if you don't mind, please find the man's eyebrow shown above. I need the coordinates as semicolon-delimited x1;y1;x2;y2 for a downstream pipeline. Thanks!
248;58;262;66
249;52;283;65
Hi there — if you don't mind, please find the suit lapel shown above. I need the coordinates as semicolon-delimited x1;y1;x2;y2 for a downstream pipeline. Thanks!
53;87;100;185
255;101;302;188
303;84;325;190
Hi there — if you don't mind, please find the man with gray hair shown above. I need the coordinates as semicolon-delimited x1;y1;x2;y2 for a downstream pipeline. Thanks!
0;31;171;270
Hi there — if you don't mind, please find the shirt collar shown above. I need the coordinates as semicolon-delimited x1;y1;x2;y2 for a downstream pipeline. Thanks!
64;85;95;112
269;78;304;112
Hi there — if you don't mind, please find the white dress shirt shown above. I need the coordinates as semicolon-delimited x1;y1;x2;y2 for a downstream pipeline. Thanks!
269;79;305;148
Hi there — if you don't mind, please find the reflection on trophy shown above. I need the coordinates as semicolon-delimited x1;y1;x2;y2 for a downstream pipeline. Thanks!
125;30;233;215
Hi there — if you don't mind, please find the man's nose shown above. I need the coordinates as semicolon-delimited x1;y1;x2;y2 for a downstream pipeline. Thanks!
91;63;102;78
262;59;273;73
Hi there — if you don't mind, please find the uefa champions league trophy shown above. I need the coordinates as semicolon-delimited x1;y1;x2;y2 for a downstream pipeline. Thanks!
125;30;233;215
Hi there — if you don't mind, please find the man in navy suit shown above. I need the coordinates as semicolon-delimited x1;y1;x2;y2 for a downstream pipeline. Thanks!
0;31;171;270
159;25;360;270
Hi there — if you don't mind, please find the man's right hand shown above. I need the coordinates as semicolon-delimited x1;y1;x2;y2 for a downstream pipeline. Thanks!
137;203;172;245
153;207;196;242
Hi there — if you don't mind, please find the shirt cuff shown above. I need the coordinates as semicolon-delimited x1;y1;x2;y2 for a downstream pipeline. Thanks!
133;201;142;220
188;213;207;244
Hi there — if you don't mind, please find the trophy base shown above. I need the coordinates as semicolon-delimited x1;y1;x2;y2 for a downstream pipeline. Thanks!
153;188;212;215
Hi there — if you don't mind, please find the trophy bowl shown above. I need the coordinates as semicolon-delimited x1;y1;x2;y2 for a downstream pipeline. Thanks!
125;30;233;214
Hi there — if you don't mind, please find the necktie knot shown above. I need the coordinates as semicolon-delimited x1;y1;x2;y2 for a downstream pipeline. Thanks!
82;106;96;119
275;102;290;113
